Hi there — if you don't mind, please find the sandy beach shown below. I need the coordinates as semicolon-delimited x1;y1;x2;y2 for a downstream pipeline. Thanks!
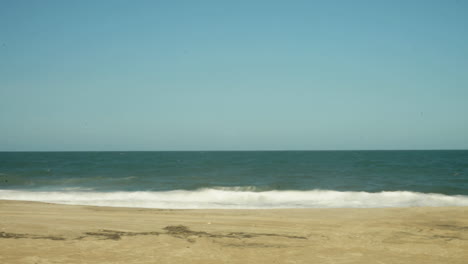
0;200;467;264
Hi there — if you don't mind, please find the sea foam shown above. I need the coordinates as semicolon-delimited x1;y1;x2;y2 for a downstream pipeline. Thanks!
1;189;468;209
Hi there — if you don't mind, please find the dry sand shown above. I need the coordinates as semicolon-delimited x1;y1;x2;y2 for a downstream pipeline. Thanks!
0;200;467;264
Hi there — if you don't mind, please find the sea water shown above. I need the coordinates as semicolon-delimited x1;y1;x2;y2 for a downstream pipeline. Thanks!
0;151;467;209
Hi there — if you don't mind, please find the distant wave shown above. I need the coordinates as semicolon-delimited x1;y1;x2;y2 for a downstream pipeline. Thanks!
1;189;468;209
211;186;272;192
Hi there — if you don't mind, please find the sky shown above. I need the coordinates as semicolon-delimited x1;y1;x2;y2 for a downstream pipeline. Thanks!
1;0;467;151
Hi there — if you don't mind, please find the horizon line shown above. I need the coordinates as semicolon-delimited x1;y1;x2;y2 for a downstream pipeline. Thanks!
1;149;468;152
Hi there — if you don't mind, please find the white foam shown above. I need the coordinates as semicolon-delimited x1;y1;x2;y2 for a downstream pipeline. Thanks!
0;189;467;209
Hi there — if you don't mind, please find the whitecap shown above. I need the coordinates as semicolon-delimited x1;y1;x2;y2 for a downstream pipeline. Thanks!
1;189;467;209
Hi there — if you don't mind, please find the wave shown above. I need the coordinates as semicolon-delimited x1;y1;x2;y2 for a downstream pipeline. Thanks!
211;186;272;192
1;188;468;209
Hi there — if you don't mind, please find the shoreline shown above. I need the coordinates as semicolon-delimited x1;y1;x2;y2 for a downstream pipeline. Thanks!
2;188;467;209
1;200;467;263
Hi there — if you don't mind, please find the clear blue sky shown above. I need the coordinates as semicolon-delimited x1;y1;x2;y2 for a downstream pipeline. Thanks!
1;0;467;151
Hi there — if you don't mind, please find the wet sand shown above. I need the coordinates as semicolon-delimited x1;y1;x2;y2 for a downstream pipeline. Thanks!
0;200;467;263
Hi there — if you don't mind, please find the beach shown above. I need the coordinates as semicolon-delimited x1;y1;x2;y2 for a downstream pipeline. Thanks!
0;200;467;264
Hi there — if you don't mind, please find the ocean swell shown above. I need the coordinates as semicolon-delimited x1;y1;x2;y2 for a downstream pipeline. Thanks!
1;189;468;209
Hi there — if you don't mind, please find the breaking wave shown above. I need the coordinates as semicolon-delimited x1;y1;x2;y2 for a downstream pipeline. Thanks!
1;188;468;209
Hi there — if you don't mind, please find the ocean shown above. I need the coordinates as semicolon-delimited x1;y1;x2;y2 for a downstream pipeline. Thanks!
1;151;467;209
